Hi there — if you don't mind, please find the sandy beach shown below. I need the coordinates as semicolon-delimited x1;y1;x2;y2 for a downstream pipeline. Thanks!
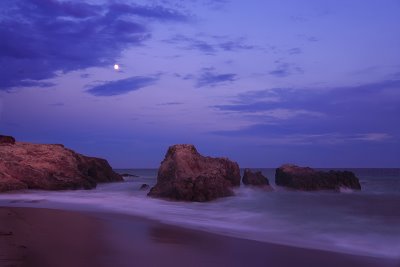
1;207;398;267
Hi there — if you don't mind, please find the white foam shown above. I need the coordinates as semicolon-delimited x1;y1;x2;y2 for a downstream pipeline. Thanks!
1;181;399;259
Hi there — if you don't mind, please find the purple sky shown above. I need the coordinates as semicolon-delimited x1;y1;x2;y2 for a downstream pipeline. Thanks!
1;0;399;168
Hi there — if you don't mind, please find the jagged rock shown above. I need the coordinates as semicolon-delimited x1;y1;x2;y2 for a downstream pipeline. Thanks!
242;169;273;190
0;135;15;145
140;184;150;190
275;164;361;191
0;139;123;192
148;144;240;202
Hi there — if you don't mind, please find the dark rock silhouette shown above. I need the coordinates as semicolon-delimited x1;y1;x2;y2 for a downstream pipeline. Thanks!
140;184;150;190
275;164;361;191
148;144;240;202
0;137;123;192
0;135;15;145
242;169;273;190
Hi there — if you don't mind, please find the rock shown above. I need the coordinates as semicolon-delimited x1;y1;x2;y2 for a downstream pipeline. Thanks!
275;164;361;191
0;231;13;236
242;169;273;190
140;184;150;190
148;144;240;202
0;140;123;193
0;135;15;145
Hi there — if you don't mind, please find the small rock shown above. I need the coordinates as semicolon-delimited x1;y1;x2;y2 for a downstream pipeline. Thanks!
242;169;273;190
140;184;150;190
0;135;15;145
0;231;13;236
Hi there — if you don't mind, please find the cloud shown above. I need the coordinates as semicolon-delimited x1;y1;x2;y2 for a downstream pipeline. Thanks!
269;61;304;77
174;73;195;80
211;129;393;145
196;69;237;87
49;102;65;107
288;48;302;55
215;106;324;120
211;79;400;144
297;34;319;42
218;38;255;51
158;102;184;106
353;133;391;142
107;3;190;22
163;34;255;54
86;76;158;96
16;80;56;88
0;0;189;91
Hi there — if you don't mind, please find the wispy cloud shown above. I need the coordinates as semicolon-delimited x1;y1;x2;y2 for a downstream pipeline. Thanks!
288;48;302;55
196;69;237;87
0;0;189;91
269;60;304;77
108;3;191;22
157;102;184;106
49;102;65;107
211;79;400;144
211;127;393;145
297;34;319;42
163;34;256;55
86;76;158;96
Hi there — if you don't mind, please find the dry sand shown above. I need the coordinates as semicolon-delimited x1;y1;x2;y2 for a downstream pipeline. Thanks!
1;207;398;267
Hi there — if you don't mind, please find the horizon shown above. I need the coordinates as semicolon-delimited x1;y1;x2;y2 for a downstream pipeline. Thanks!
1;0;399;168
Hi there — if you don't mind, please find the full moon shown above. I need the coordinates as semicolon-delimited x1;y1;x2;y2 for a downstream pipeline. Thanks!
114;64;119;70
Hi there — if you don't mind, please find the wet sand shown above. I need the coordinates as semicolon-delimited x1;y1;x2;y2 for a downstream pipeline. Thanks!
1;207;399;267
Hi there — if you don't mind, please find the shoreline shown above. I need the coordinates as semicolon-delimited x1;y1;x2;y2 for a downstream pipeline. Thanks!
1;207;399;267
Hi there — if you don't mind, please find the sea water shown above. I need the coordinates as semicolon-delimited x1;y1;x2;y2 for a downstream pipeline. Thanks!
0;168;399;259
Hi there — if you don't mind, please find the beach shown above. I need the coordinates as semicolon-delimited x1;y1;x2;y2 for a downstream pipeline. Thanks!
1;207;398;267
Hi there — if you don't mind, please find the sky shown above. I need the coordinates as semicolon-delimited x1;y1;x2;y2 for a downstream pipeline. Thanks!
0;0;399;168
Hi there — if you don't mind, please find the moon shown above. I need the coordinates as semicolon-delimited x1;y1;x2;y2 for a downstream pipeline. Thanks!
114;64;120;71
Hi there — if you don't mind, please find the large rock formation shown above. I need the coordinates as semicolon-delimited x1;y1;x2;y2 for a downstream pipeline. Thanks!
275;164;361;191
0;137;123;192
148;144;241;202
242;169;273;190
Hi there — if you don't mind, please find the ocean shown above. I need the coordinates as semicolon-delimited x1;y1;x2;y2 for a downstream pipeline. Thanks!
0;168;399;259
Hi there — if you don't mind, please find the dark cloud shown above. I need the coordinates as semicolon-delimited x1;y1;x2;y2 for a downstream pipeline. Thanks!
86;76;158;96
107;3;190;22
212;79;400;140
150;0;229;10
196;69;237;87
0;0;189;91
18;0;103;19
